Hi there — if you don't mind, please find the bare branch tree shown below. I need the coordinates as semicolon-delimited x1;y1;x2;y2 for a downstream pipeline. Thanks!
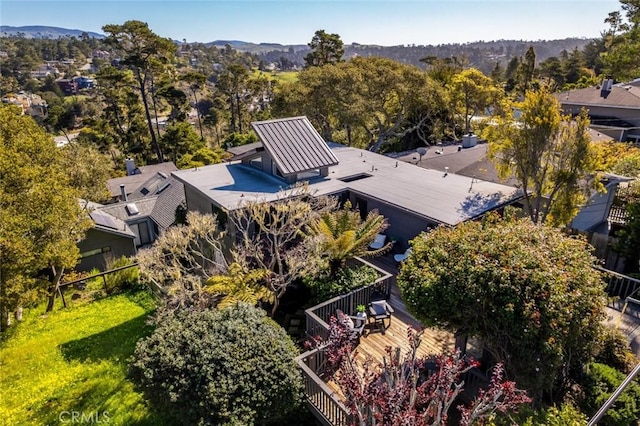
136;211;227;311
229;185;334;316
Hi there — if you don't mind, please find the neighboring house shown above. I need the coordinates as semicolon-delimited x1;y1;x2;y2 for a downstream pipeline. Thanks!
570;173;634;233
73;76;95;90
77;202;136;272
56;79;78;95
569;173;636;271
30;64;59;79
173;116;523;245
1;92;47;117
101;170;185;247
394;142;520;186
557;78;640;142
106;159;179;202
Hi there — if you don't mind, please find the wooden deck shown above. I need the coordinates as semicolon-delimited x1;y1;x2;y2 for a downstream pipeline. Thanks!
356;311;455;364
355;253;455;361
323;254;455;397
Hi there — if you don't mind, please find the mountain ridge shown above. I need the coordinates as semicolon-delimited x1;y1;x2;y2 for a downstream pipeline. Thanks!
0;25;104;39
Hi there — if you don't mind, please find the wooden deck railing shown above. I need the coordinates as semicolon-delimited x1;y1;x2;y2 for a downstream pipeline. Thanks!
295;347;351;426
305;257;393;341
295;256;392;426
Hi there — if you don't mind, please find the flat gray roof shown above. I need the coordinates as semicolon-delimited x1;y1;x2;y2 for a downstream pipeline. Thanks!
173;143;522;226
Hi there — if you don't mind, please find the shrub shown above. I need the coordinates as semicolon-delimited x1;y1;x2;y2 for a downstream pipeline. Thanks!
579;362;640;426
305;265;378;303
493;403;588;426
595;328;637;374
398;216;607;401
104;256;139;293
129;303;303;425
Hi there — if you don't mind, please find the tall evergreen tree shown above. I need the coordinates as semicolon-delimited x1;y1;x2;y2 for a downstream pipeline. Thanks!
304;30;345;68
102;20;177;162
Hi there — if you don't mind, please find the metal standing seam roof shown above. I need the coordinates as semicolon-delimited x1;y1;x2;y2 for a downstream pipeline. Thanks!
251;116;339;176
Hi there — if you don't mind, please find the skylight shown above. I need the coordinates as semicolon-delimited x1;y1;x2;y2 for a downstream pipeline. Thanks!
339;173;372;183
126;203;139;215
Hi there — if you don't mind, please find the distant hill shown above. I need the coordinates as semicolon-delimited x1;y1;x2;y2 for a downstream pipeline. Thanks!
206;40;308;54
0;25;593;75
254;38;593;75
0;25;104;39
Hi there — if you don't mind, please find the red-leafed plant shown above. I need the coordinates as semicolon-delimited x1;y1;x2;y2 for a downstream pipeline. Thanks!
310;315;531;426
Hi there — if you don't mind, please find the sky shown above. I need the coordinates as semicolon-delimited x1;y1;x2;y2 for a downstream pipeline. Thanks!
0;0;623;46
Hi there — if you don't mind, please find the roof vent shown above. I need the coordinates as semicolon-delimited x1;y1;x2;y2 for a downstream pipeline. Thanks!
126;203;139;216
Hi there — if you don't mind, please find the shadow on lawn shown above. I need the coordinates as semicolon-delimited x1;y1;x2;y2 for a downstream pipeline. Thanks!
60;314;154;364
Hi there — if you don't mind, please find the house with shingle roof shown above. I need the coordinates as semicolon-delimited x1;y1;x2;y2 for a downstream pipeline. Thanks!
76;201;136;271
106;159;179;201
77;159;189;271
556;78;640;142
173;116;523;246
99;173;185;247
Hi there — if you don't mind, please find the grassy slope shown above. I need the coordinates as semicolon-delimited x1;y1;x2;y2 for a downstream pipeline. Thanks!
0;291;165;425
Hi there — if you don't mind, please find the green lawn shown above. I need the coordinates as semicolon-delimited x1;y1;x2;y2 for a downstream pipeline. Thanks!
0;291;166;425
253;69;299;84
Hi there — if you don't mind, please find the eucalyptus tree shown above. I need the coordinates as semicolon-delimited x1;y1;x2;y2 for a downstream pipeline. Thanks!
181;71;207;139
103;20;177;162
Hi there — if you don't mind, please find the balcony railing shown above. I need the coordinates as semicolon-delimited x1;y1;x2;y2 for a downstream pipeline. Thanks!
596;266;640;317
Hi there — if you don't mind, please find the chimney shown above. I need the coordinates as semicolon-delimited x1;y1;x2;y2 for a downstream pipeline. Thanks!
125;158;136;176
120;184;127;202
600;77;613;98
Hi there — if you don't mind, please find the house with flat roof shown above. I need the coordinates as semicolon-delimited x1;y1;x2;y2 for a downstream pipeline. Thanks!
173;116;523;245
556;78;640;142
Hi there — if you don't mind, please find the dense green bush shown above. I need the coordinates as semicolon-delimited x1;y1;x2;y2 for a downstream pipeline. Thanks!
491;403;587;425
305;265;378;302
595;328;637;374
104;256;139;293
129;303;303;425
398;215;607;401
579;362;640;426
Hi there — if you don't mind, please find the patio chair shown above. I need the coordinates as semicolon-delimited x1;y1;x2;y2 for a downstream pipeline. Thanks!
336;309;366;344
368;300;394;334
394;248;413;263
369;233;387;250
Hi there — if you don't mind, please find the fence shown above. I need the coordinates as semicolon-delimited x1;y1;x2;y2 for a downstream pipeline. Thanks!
295;347;352;426
58;263;166;306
